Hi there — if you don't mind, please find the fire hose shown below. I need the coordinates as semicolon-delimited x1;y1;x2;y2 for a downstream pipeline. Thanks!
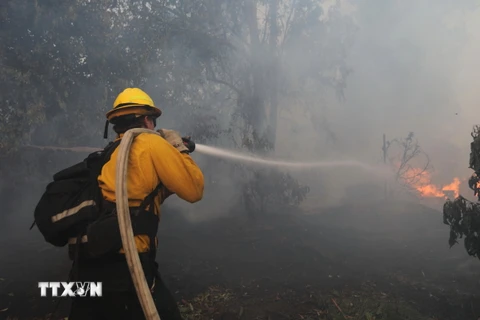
115;128;162;320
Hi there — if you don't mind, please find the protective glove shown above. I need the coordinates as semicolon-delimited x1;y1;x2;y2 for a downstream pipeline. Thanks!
157;128;189;153
182;136;196;153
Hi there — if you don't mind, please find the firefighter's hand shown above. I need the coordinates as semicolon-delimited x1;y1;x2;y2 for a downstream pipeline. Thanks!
182;136;196;153
157;128;189;153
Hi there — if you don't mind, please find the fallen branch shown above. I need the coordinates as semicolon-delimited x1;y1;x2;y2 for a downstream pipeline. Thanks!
331;298;352;320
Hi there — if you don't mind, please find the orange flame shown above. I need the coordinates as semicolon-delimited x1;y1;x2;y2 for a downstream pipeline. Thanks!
400;167;461;199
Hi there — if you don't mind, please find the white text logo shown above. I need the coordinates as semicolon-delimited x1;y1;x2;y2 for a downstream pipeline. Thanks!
38;282;102;297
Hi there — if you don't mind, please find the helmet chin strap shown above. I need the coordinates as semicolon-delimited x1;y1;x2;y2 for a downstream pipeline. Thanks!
104;120;110;139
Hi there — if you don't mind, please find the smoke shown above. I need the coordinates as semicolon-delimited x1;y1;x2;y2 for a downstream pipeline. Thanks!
333;0;480;185
101;0;480;217
1;0;479;224
269;0;480;208
2;2;480;318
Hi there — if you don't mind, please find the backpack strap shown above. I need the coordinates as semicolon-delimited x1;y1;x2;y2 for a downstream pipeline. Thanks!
96;140;122;213
86;139;121;174
134;182;164;216
102;140;121;165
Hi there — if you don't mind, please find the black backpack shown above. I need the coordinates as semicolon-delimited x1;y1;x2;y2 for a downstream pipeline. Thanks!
31;140;121;247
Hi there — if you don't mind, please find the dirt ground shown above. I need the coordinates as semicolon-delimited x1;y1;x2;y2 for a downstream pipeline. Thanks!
1;200;479;320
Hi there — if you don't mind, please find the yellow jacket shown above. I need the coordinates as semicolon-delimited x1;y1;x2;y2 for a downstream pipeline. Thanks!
98;131;204;253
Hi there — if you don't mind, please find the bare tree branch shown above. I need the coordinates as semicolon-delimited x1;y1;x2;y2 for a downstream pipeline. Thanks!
205;61;243;96
386;132;434;196
281;0;297;47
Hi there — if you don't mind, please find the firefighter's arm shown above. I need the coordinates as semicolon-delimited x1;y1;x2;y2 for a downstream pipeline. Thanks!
148;133;204;203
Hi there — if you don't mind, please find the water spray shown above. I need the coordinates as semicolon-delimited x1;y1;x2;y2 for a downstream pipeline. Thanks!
25;141;390;177
195;144;390;177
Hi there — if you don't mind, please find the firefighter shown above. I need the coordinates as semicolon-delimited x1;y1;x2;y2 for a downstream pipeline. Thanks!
68;88;204;320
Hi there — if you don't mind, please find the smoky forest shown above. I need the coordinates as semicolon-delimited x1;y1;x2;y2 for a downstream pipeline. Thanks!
1;1;480;319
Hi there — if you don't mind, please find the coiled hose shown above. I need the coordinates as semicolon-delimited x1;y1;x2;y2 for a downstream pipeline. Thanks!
115;128;161;320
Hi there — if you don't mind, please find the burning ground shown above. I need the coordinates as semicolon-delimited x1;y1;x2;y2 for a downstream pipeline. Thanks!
398;167;462;200
1;199;479;320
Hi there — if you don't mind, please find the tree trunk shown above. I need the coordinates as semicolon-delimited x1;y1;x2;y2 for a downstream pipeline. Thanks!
267;0;279;150
244;0;269;150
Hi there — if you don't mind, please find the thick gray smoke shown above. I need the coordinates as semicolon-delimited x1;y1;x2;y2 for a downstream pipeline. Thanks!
330;0;480;193
1;0;478;223
270;0;480;209
4;0;479;220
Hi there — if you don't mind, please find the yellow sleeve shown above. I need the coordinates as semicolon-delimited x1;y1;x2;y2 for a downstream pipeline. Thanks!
148;134;204;203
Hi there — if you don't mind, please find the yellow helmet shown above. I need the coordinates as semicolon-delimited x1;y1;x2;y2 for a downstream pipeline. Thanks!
106;88;162;121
